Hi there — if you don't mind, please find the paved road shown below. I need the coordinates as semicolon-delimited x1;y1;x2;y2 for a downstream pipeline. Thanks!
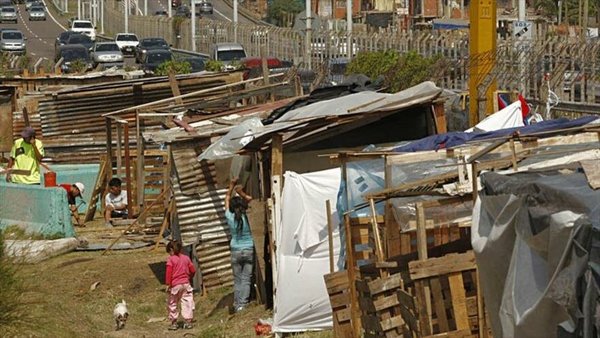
0;3;66;61
0;0;258;64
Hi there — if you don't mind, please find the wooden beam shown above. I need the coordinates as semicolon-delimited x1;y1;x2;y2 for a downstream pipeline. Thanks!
326;199;334;273
168;69;183;105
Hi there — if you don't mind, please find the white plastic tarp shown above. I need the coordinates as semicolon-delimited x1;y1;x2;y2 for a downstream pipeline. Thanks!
466;100;524;132
273;168;343;333
197;117;263;161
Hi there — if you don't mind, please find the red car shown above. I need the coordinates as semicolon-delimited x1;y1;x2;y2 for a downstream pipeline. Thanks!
241;57;290;80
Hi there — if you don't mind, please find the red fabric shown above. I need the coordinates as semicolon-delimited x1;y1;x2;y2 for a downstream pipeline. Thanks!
59;184;71;193
165;254;196;287
519;94;530;118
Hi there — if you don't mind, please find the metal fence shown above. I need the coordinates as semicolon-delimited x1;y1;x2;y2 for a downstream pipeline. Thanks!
44;4;600;111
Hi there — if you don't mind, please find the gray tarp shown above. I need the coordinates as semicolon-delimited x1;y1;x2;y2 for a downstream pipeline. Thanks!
472;170;599;338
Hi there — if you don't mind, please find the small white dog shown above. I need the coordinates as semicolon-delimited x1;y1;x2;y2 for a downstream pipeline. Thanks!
113;299;129;330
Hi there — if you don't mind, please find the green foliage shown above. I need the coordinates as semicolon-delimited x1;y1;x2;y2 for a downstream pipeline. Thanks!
346;50;448;93
205;59;224;72
17;54;30;71
154;60;192;76
346;50;399;80
69;59;88;74
267;0;303;27
0;230;26;335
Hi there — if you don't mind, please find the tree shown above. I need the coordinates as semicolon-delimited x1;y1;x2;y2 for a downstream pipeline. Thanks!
346;50;448;93
267;0;303;27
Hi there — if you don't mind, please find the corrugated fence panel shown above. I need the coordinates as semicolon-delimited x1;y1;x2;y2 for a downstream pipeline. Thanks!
171;145;233;291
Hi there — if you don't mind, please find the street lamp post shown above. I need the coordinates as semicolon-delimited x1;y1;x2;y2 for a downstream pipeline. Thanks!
233;0;238;42
125;0;129;33
78;0;81;19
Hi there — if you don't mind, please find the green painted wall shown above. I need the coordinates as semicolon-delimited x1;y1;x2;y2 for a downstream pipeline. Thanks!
0;182;75;238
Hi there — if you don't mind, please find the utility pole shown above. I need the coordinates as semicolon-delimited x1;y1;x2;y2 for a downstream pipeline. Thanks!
144;0;147;15
305;0;312;69
78;0;81;19
100;0;104;33
233;0;238;42
346;0;352;59
191;0;196;51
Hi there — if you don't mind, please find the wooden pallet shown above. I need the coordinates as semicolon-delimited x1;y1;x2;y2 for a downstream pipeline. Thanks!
407;251;480;337
324;270;354;338
84;156;108;222
356;273;407;338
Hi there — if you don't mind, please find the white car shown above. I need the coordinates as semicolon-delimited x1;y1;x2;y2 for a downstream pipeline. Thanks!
114;33;139;56
70;20;96;41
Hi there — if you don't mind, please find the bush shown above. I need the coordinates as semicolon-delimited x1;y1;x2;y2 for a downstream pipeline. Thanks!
155;60;192;76
0;230;25;334
205;59;224;72
346;50;449;92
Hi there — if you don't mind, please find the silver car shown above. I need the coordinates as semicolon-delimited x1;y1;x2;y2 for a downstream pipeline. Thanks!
28;6;46;21
90;42;124;69
0;6;18;23
0;30;26;54
196;1;213;14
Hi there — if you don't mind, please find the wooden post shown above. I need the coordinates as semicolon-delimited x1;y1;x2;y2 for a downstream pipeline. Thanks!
344;214;360;338
326;199;334;273
432;100;447;134
509;139;518;171
270;134;283;309
136;111;145;212
369;198;384;262
415;202;427;261
168;69;183;104
384;154;400;257
123;123;133;219
105;118;113;184
116;123;123;177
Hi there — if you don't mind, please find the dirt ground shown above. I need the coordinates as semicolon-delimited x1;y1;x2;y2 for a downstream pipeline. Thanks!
13;218;332;338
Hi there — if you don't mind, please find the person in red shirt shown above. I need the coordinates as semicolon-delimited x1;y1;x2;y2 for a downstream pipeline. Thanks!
165;240;196;330
59;182;85;227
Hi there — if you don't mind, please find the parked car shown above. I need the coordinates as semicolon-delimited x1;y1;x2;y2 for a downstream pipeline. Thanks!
90;42;124;69
0;6;18;23
0;29;26;54
135;37;170;63
196;1;213;14
210;42;246;69
28;5;45;20
174;5;190;18
154;10;167;16
64;33;94;51
70;19;96;41
171;0;180;8
55;44;93;73
240;56;284;80
141;49;173;74
115;33;139;56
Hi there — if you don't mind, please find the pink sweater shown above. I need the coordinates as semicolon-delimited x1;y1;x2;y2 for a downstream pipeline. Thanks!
165;254;196;287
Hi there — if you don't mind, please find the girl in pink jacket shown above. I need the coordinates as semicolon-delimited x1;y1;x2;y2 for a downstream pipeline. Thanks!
165;240;196;330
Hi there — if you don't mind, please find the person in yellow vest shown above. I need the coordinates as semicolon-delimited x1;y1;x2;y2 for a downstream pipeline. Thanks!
5;127;45;184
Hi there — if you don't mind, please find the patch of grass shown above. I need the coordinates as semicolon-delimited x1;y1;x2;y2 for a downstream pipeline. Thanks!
0;230;26;335
2;225;64;240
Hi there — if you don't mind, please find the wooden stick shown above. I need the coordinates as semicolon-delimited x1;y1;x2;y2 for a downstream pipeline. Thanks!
153;195;173;251
326;199;334;273
102;188;168;255
369;198;384;262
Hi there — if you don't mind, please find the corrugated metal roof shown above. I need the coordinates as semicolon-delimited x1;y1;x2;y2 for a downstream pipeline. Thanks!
30;73;242;163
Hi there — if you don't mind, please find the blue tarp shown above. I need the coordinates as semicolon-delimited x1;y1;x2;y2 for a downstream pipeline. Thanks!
393;116;599;153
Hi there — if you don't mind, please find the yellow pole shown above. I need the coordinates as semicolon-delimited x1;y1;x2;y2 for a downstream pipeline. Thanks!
469;0;497;126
